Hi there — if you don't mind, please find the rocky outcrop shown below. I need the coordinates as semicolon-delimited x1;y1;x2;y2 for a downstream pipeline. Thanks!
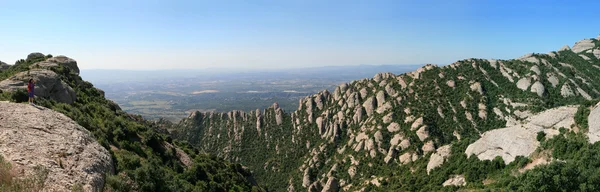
465;106;577;164
0;102;113;191
321;177;339;192
0;69;77;104
587;102;600;143
45;56;80;74
516;78;531;91
571;39;595;53
427;145;451;174
561;84;575;97
442;175;466;187
530;81;545;97
559;45;571;51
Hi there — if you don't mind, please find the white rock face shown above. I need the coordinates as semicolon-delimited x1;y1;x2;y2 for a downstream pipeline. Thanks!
547;74;559;88
587;102;600;143
593;49;600;59
387;122;401;132
0;102;113;192
572;39;595;53
561;84;575;97
383;113;394;124
427;145;451;174
516;78;531;91
577;87;592;100
362;97;376;116
416;126;429;141
530;65;541;75
470;82;483;95
530;81;545;97
465;106;578;164
442;175;466;187
519;53;539;64
411;117;424;130
422;141;435;154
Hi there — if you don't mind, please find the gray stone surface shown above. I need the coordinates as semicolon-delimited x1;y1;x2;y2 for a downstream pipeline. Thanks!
530;81;545;97
561;83;575;97
547;73;559;88
0;69;76;104
0;102;113;192
466;106;578;164
572;39;595;53
516;78;531;91
588;102;600;143
442;175;466;187
427;145;451;174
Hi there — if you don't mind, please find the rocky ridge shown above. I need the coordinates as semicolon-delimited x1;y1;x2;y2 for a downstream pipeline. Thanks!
175;36;600;191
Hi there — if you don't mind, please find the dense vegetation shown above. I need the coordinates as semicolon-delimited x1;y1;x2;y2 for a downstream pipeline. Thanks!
175;38;600;191
0;54;263;191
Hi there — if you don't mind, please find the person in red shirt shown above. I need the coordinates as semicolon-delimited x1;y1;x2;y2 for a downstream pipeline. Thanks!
27;79;35;105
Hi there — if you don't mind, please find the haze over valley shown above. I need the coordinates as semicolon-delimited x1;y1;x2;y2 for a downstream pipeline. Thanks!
82;65;420;121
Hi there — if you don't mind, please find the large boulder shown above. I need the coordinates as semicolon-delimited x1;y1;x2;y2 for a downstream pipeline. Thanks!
530;81;545;97
0;102;113;191
0;69;77;104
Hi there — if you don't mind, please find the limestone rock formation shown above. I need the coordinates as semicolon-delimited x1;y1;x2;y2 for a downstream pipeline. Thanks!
427;145;451;174
0;102;113;191
516;78;531;91
321;177;339;192
465;106;577;163
587;102;600;143
561;83;575;97
31;56;80;75
442;175;466;187
530;81;545;97
0;69;77;104
571;39;595;53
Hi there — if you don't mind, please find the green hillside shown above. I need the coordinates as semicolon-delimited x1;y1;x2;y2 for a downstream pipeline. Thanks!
0;53;264;192
174;37;600;191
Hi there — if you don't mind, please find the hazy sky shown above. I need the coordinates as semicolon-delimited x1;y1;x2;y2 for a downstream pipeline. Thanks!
0;0;599;70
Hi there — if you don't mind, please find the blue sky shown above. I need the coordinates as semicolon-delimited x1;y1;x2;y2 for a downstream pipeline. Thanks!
0;0;599;70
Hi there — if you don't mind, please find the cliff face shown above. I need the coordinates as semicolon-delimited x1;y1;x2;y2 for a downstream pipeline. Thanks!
175;36;600;191
0;101;113;191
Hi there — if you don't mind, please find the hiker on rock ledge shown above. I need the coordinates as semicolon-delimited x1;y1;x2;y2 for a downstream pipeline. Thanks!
27;79;35;105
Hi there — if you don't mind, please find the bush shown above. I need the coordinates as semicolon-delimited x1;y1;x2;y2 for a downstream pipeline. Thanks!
537;131;546;142
11;89;28;103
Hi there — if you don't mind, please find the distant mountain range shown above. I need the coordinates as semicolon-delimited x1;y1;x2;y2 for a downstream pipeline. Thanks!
81;64;422;84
